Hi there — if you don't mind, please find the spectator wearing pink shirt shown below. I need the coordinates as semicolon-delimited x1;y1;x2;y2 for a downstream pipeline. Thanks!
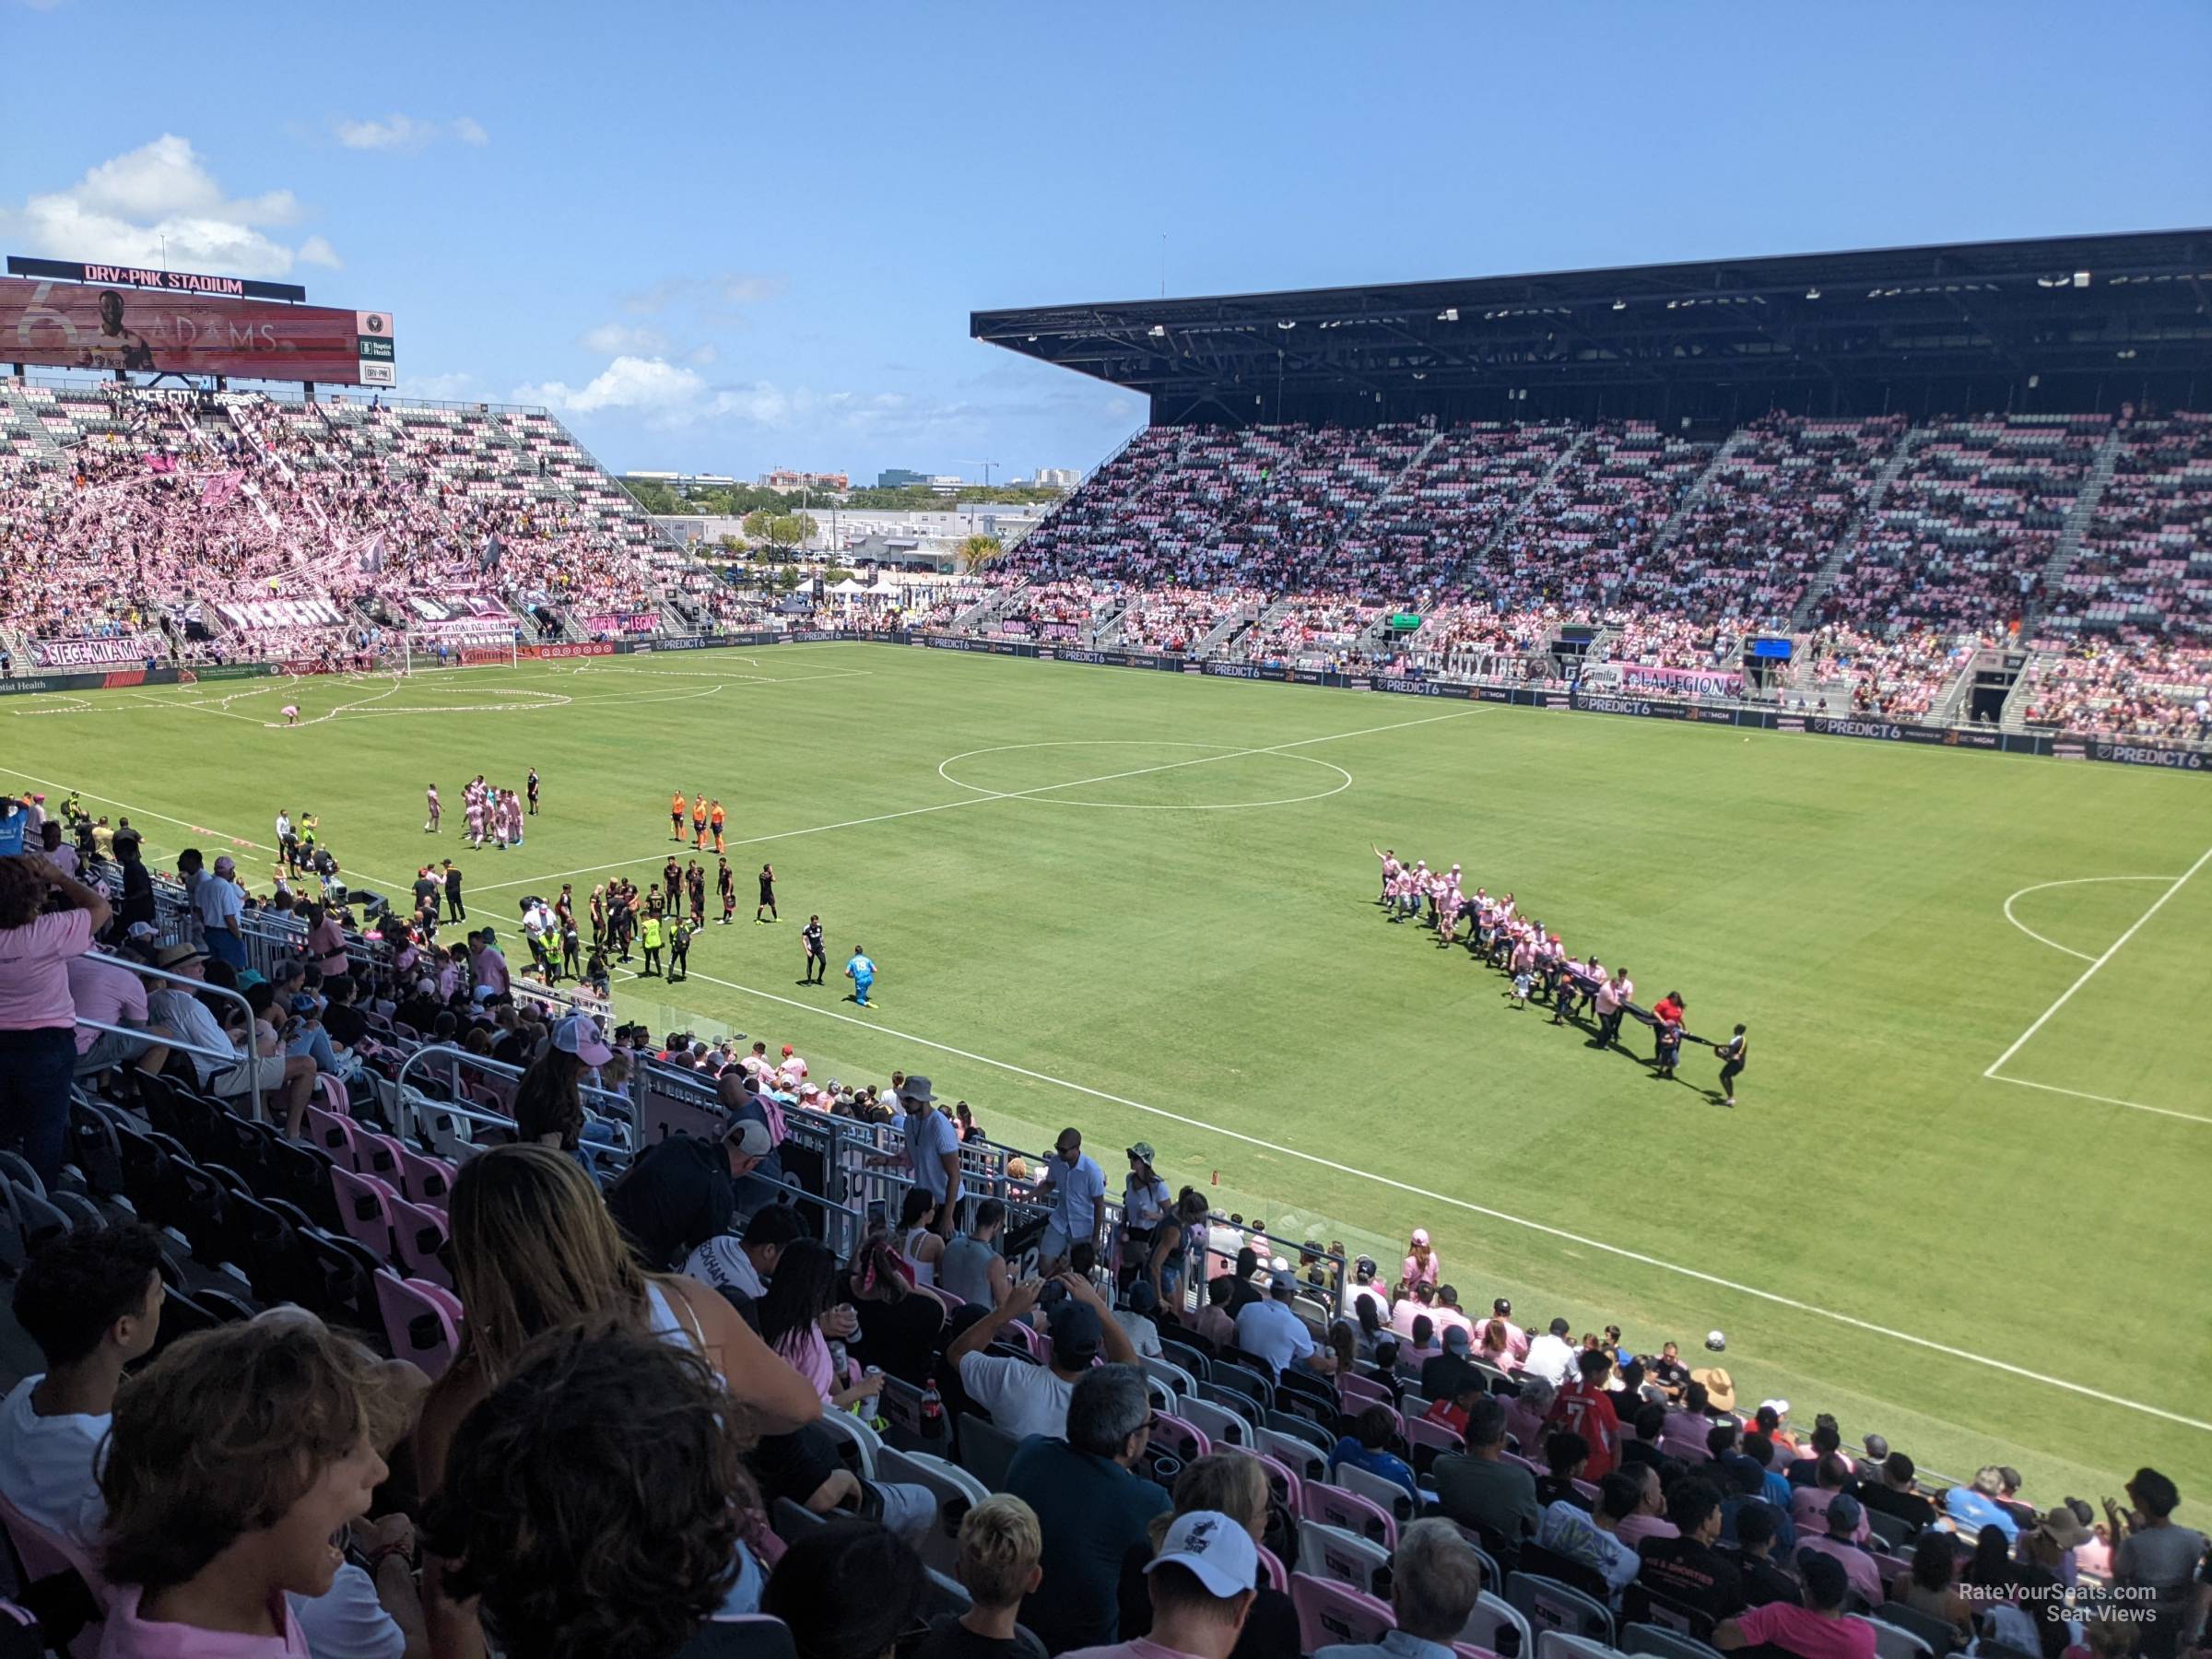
0;852;112;1182
1399;1228;1441;1295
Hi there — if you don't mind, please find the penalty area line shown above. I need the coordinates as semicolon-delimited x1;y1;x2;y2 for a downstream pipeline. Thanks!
638;959;2207;1434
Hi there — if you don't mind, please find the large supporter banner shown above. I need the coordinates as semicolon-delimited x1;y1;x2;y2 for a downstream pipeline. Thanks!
31;634;158;667
0;276;390;384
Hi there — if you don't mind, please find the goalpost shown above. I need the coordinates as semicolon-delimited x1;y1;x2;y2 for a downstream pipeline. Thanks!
397;629;520;675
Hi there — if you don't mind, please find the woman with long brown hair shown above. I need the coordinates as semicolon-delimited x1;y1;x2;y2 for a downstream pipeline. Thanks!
412;1144;818;1488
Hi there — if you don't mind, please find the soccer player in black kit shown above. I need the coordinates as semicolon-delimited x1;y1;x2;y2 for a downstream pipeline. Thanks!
755;863;778;924
718;857;735;924
526;768;540;816
801;914;826;983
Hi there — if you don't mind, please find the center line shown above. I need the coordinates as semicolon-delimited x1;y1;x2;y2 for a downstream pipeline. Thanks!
474;707;1484;894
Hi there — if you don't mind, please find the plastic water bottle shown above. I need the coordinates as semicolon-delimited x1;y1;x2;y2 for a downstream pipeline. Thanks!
860;1364;888;1432
920;1373;946;1443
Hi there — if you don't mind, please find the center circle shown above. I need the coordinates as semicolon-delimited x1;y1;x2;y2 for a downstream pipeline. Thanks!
936;739;1353;810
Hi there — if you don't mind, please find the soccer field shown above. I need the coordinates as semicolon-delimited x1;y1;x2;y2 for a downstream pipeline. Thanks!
6;642;2208;1502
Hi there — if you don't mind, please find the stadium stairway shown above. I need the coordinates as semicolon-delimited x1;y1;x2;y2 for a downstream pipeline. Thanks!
1460;428;1593;601
2029;425;2125;621
1646;426;1754;557
1788;427;1925;629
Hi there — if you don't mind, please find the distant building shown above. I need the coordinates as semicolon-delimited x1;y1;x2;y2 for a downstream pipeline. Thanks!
876;467;930;488
1032;466;1078;488
927;474;963;495
625;471;739;492
760;468;850;494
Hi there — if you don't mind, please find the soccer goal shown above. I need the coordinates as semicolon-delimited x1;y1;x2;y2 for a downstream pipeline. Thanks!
400;630;519;674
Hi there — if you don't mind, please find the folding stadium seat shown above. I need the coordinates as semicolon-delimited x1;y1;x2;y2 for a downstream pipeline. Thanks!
1439;1520;1507;1589
306;1104;365;1174
873;1444;988;1576
147;1288;221;1359
1874;1603;1959;1657
388;1194;452;1287
298;1226;385;1343
1625;1584;1719;1644
330;1168;400;1264
1142;1354;1202;1402
1536;1633;1630;1659
162;1159;232;1266
1258;1426;1328;1483
49;1193;102;1233
954;1415;1020;1492
65;1100;126;1203
1297;1518;1394;1598
1334;1460;1419;1529
1276;1366;1342;1422
0;1488;108;1657
1507;1566;1616;1648
1463;1588;1533;1658
396;1144;455;1208
1300;1477;1397;1549
1177;1394;1252;1450
9;1182;72;1257
1338;1371;1393;1410
1865;1509;1917;1551
1148;1411;1211;1464
1622;1622;1725;1659
374;1269;459;1379
1291;1572;1395;1653
1657;1432;1712;1465
1406;1411;1465;1466
1160;1333;1215;1376
1266;1410;1335;1456
1206;1359;1275;1414
0;1153;43;1199
266;1137;342;1231
812;1406;883;1481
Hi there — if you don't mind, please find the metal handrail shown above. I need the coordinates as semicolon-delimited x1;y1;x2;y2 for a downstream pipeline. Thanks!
86;948;264;1122
72;1015;241;1079
393;1041;636;1139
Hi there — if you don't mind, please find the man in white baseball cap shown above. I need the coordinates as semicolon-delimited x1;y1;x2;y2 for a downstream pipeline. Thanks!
1060;1510;1255;1659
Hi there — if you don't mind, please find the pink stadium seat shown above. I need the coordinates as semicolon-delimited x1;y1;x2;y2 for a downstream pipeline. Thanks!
1256;1544;1288;1594
1339;1371;1392;1409
355;1129;408;1186
389;1194;453;1287
1300;1477;1398;1550
397;1145;456;1208
1290;1571;1394;1653
331;1167;400;1263
374;1268;459;1379
1150;1411;1211;1464
1407;1413;1465;1459
303;1103;363;1172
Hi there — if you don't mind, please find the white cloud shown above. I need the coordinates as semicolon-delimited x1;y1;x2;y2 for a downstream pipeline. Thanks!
687;342;719;367
516;356;708;420
401;371;476;400
333;114;490;152
0;135;331;279
580;321;667;356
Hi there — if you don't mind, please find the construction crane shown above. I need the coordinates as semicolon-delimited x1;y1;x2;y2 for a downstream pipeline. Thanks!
955;459;1000;488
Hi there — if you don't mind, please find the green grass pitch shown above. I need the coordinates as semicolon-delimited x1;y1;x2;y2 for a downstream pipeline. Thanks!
6;643;2207;1503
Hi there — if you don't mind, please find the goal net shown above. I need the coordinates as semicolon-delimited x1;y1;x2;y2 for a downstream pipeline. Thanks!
401;629;519;674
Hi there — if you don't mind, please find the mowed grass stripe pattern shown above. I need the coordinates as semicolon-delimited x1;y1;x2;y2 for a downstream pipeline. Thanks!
6;646;2207;1501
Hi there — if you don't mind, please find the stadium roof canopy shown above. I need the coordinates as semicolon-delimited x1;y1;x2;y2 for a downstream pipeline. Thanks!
972;229;2212;426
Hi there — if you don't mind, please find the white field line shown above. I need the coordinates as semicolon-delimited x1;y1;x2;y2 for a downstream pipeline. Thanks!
474;707;1485;895
1985;843;2212;1080
2000;876;2172;963
619;959;2212;1434
0;766;413;893
1984;1074;2212;1127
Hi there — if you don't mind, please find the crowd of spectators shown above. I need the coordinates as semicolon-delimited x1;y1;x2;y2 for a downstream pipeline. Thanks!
0;824;2206;1657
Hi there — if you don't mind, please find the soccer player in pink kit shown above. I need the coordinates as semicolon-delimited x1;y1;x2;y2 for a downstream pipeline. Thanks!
465;791;487;850
425;783;441;834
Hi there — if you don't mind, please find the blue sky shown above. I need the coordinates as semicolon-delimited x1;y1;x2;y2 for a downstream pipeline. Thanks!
4;0;2208;483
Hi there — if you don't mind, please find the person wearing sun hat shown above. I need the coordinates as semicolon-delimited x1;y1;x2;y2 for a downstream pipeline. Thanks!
1397;1227;1441;1297
1121;1142;1170;1286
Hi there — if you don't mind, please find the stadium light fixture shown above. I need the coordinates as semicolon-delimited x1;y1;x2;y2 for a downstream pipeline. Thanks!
1612;300;1627;311
1277;319;1297;330
1805;287;1820;300
1437;308;1458;322
2074;271;2091;287
1147;324;1166;337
